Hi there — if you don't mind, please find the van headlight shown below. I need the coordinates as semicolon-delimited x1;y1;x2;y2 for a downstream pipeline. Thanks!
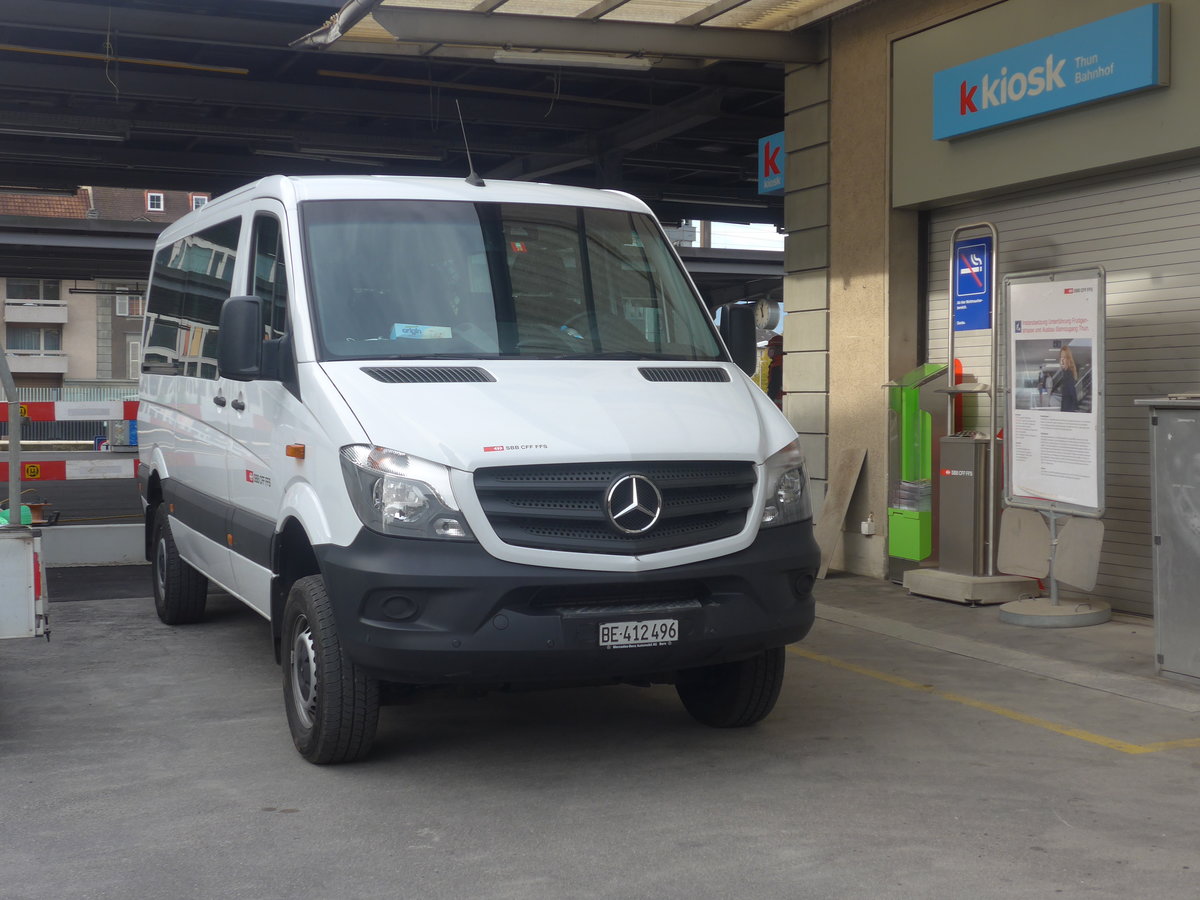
760;440;812;528
340;445;474;541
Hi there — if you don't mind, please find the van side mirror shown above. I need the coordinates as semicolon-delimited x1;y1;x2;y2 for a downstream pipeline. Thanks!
218;295;264;381
719;303;758;376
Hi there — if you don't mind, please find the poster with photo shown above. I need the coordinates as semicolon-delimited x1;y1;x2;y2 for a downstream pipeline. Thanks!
1005;269;1104;516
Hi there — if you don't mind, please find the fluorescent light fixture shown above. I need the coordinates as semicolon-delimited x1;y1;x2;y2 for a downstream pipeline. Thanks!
493;49;652;71
253;146;445;165
298;146;445;162
252;149;385;167
661;194;770;209
0;126;125;142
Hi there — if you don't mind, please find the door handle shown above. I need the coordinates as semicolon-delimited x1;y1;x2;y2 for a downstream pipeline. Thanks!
231;398;246;412
213;395;227;407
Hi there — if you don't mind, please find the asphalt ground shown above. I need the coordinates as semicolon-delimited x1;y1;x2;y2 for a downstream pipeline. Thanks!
4;570;1200;899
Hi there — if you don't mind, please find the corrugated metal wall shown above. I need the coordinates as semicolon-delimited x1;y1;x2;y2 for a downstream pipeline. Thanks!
927;156;1200;615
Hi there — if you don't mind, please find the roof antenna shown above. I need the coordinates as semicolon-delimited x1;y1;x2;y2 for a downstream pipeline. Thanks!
456;100;485;187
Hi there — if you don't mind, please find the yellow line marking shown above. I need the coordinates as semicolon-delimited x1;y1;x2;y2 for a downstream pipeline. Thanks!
789;647;1163;756
1141;738;1200;752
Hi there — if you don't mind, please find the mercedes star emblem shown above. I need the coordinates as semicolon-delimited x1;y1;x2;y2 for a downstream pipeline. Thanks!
605;474;663;535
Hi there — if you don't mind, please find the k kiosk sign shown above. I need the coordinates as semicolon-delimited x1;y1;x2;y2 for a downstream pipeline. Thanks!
758;131;785;196
932;4;1169;141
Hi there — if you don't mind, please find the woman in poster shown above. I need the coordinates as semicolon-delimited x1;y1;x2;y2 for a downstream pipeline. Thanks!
1059;345;1080;413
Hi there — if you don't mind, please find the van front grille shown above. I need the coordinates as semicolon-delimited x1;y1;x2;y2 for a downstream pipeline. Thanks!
473;461;755;555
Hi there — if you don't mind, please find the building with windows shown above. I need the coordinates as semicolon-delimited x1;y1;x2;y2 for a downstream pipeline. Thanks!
0;186;208;389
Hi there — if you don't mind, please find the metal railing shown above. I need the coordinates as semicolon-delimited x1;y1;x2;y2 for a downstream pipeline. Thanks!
0;385;137;442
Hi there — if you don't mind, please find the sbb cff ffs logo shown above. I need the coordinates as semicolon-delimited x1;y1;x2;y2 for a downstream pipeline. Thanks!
959;54;1067;116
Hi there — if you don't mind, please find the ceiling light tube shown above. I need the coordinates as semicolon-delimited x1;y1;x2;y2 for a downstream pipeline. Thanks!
252;149;385;167
0;126;125;142
296;146;445;162
493;49;652;71
661;194;770;209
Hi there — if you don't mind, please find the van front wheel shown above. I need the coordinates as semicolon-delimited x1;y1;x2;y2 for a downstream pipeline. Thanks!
283;575;380;764
151;504;208;625
676;646;786;728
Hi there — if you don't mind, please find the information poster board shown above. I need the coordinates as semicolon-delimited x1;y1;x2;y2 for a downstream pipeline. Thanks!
1004;267;1105;517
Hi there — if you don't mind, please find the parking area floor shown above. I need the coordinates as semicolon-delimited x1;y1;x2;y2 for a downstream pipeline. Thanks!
5;568;1200;899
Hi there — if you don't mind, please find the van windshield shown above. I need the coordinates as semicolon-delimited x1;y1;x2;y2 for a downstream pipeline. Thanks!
301;200;725;362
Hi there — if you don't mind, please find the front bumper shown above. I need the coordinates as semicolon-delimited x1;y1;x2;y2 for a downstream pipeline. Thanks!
315;522;819;685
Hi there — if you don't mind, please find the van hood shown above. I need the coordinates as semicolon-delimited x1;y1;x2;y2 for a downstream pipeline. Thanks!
318;359;795;471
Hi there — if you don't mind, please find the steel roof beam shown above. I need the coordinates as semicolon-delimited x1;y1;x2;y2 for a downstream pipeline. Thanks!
0;62;615;131
0;1;316;50
678;1;758;27
578;0;637;19
371;7;821;64
486;90;726;180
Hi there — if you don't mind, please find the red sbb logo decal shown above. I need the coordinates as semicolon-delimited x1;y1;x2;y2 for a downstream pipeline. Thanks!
483;445;505;453
245;470;272;486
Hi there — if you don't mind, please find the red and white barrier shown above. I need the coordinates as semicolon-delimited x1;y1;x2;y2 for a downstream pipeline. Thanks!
2;399;141;479
0;400;139;422
0;458;139;481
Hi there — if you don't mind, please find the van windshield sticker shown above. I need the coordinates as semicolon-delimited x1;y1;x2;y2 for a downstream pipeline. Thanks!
389;323;453;340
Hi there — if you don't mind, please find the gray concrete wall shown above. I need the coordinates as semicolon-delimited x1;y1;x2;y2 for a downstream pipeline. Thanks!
816;0;1195;581
782;35;832;523
893;0;1191;208
41;524;145;567
812;0;998;577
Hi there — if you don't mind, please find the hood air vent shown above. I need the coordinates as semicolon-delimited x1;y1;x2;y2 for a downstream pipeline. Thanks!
638;367;730;383
362;366;496;384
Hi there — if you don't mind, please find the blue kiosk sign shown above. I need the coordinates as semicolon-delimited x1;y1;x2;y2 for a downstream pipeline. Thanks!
953;235;993;331
757;131;785;196
933;4;1168;141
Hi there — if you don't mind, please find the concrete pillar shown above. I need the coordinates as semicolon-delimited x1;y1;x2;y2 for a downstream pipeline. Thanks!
782;47;831;522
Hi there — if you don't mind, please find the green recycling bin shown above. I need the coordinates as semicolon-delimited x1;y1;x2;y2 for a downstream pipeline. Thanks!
886;363;946;566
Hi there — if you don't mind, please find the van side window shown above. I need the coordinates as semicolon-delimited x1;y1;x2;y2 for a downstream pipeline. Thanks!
142;244;184;374
251;214;289;340
143;218;241;378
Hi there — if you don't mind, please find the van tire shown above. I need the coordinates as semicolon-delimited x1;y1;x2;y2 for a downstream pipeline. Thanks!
152;504;208;625
675;646;785;728
283;575;380;764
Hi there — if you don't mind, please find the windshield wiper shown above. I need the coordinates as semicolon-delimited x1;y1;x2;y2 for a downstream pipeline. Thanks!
369;352;504;361
576;351;717;361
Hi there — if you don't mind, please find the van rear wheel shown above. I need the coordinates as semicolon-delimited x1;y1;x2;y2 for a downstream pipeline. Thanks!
676;646;785;728
151;504;208;625
283;575;380;764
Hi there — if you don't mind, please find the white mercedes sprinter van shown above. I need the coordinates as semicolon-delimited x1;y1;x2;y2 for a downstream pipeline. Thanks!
138;175;819;764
